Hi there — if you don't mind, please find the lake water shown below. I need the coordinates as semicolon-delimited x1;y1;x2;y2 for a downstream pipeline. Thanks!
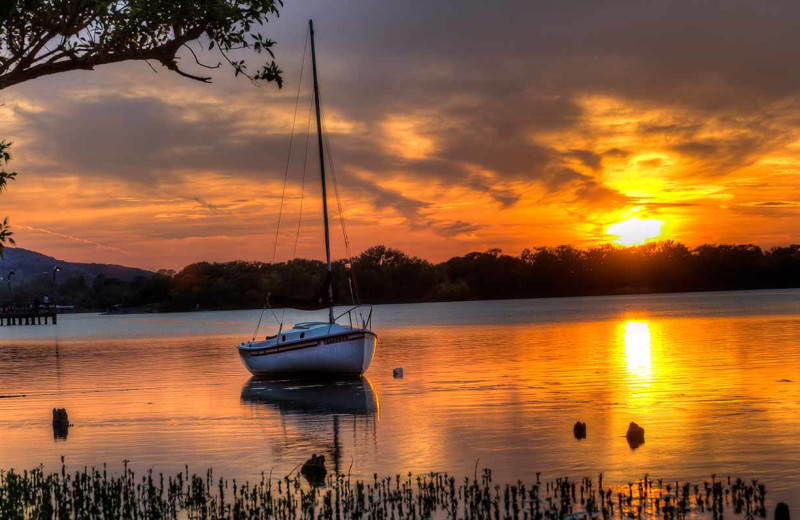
1;289;799;508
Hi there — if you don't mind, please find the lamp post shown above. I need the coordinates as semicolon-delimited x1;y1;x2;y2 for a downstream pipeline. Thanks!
6;270;14;298
50;265;60;307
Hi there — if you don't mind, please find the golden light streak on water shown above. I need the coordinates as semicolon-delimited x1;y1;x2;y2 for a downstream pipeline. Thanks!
623;321;652;379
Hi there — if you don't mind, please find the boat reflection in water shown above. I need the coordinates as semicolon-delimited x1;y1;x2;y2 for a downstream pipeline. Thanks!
240;377;379;476
241;377;379;416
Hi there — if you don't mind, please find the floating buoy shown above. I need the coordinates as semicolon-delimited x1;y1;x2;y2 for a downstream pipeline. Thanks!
573;421;587;440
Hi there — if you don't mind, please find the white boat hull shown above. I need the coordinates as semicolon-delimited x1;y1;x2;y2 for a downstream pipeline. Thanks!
238;330;376;376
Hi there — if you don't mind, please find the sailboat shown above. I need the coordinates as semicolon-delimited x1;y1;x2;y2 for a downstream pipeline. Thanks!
237;20;377;377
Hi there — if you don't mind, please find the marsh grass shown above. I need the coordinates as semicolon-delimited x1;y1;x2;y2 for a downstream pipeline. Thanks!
0;460;768;519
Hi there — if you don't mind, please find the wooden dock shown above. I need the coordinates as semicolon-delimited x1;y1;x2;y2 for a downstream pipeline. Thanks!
0;303;58;326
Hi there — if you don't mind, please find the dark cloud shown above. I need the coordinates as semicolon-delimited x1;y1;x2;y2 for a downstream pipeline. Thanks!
464;177;520;208
430;220;482;236
672;141;720;159
732;203;800;219
603;148;631;159
637;122;700;137
339;175;482;237
750;201;798;207
573;181;631;209
186;196;226;212
541;168;592;191
297;0;800;112
14;95;290;182
671;130;792;176
346;177;429;218
565;150;603;171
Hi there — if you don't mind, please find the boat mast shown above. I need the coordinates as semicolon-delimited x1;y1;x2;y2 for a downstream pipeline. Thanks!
309;19;335;324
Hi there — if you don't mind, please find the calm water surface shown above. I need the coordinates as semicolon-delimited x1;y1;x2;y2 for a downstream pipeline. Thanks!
1;290;799;507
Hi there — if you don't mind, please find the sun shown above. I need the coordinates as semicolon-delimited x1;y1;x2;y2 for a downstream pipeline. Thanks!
607;217;663;246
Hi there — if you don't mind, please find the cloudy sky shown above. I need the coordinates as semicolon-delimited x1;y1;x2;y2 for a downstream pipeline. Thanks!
2;0;799;270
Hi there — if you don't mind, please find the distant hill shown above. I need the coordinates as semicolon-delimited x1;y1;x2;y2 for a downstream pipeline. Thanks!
0;247;152;284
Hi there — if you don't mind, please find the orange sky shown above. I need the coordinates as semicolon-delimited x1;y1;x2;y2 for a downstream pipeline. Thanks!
1;1;798;270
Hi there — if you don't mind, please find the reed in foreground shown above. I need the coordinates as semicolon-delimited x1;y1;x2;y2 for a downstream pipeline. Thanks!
0;460;769;519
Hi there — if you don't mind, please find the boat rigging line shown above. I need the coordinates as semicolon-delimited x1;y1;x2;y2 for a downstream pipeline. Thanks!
253;28;310;341
293;97;314;260
319;87;360;304
271;28;309;265
274;96;315;330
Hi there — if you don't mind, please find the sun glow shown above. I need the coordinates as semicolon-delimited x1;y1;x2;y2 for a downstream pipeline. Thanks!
607;217;663;246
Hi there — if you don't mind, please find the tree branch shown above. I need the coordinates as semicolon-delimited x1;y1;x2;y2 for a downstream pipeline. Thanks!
183;42;220;70
0;2;285;91
0;25;209;90
161;57;212;83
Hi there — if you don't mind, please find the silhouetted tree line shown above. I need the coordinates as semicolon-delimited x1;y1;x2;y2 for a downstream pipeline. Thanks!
5;242;799;312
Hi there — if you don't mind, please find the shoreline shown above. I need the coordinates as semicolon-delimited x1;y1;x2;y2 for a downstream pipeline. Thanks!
60;285;800;317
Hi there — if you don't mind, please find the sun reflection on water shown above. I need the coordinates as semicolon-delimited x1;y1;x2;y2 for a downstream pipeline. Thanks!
623;321;652;378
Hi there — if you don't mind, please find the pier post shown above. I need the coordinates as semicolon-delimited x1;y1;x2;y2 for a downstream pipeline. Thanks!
0;304;59;326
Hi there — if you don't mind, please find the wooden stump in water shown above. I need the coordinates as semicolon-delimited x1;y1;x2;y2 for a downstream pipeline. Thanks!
776;503;790;520
300;454;327;485
573;421;587;439
52;408;70;440
625;422;645;449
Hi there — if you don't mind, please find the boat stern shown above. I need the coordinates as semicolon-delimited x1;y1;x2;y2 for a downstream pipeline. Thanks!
361;331;377;374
